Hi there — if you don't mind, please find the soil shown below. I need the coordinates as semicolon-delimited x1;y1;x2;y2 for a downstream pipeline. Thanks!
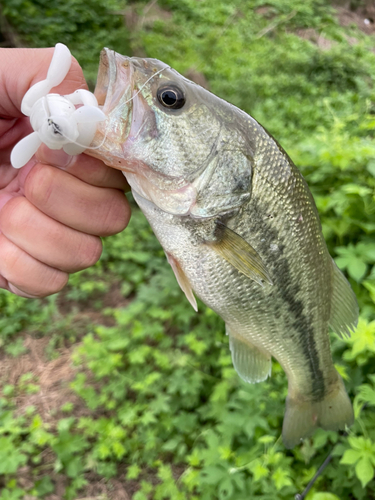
256;1;375;50
334;0;375;36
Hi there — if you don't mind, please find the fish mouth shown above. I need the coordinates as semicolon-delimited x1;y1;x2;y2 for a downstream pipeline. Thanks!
89;48;134;169
94;48;132;113
94;48;116;109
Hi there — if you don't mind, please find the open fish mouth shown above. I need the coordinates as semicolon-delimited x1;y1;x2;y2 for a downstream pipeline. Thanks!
88;48;134;168
90;49;172;171
94;48;133;114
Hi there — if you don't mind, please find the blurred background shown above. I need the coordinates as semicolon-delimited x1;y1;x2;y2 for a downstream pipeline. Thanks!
0;0;375;498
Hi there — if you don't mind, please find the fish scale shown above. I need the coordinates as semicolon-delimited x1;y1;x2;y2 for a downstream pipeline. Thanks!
89;49;359;448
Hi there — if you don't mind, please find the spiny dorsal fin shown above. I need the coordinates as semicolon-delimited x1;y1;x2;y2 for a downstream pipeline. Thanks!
166;252;198;312
209;221;273;286
329;259;359;338
227;326;272;383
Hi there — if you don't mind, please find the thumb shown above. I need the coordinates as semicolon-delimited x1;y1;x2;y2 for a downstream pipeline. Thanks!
0;47;88;119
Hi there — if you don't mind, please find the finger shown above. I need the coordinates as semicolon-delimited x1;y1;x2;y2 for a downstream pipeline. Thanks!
0;47;87;118
25;163;131;236
0;192;18;214
0;234;68;297
36;145;130;190
0;275;8;290
8;283;41;299
0;116;32;152
0;164;18;191
0;273;42;299
0;196;103;273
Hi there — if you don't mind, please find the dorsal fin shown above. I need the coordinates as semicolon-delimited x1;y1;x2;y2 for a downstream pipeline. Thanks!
329;260;358;338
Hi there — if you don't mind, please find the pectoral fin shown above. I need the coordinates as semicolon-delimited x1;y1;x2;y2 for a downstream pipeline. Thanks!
209;222;273;286
166;253;198;312
227;326;272;383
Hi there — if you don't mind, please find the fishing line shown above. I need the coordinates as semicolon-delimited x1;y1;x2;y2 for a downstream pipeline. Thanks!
294;421;360;500
49;65;170;151
121;65;170;107
59;127;110;151
295;452;333;500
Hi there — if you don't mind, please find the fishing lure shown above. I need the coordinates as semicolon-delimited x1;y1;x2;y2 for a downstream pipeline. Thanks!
10;43;106;169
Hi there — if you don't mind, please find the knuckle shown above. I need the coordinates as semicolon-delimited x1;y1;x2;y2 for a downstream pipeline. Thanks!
24;163;55;210
77;236;102;270
100;192;131;236
28;268;69;298
28;272;69;298
38;270;69;297
0;234;22;274
0;234;68;298
0;196;30;235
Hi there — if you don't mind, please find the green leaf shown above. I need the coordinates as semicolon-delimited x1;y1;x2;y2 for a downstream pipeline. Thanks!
366;160;375;177
251;462;269;482
34;476;54;496
355;458;374;488
272;467;293;490
347;258;367;282
340;449;361;465
127;464;141;480
311;493;341;500
0;437;27;474
355;384;375;408
344;318;375;361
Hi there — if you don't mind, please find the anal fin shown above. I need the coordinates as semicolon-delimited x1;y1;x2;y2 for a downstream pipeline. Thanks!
329;259;359;338
227;326;271;383
166;253;198;312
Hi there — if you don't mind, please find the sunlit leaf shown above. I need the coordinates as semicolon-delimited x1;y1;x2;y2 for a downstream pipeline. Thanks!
340;449;361;465
355;458;374;488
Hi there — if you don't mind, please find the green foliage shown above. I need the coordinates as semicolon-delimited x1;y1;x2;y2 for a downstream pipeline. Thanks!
2;0;131;83
341;436;375;488
1;0;375;498
0;292;58;345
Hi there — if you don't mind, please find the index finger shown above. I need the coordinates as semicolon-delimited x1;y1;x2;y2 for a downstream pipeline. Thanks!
35;145;130;191
0;47;87;118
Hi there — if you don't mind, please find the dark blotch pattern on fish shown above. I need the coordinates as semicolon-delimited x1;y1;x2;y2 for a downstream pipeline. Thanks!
276;259;325;401
248;196;325;401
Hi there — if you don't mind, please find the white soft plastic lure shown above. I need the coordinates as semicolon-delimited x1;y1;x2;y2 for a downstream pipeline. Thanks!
10;43;106;169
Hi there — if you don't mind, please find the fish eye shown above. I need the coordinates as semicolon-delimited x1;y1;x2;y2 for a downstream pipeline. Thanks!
157;85;185;109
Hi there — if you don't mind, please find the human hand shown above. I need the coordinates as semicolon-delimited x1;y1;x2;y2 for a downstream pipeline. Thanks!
0;48;131;298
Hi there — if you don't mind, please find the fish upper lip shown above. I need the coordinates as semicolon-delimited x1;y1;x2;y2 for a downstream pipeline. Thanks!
94;48;132;113
94;48;115;109
88;49;134;167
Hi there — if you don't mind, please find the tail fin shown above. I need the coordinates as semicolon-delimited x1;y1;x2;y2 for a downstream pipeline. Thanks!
282;376;354;449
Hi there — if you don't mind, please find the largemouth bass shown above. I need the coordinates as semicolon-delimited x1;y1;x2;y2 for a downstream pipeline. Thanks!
88;49;358;448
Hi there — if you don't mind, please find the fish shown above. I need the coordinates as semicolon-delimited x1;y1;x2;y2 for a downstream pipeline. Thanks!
87;48;359;448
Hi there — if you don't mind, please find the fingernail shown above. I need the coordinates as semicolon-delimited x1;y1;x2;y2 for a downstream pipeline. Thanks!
35;144;74;169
